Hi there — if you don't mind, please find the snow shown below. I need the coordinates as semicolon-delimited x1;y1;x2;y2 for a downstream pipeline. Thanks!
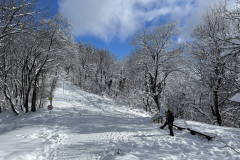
230;93;240;103
0;80;240;160
220;49;232;57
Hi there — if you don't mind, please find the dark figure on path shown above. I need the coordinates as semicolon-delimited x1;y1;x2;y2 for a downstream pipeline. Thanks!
160;110;174;136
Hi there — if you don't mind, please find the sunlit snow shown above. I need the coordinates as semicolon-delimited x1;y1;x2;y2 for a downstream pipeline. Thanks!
0;80;240;160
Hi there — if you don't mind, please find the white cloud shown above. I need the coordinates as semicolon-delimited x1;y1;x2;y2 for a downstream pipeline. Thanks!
179;0;236;39
58;0;236;43
59;0;180;42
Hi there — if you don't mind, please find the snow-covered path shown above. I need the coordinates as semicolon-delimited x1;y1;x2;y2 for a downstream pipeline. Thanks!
0;80;240;160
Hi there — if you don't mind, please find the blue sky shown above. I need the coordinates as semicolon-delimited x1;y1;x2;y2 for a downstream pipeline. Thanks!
50;0;233;59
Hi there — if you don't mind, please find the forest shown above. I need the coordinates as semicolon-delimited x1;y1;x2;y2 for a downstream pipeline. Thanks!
0;0;239;128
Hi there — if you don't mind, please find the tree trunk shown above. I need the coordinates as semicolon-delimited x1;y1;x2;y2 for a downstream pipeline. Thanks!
38;72;45;109
213;90;222;126
24;93;29;113
4;88;18;115
31;82;37;112
2;56;18;115
24;84;31;113
213;65;222;126
153;94;161;112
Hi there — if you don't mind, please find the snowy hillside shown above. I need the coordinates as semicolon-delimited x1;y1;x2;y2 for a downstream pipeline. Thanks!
0;80;240;160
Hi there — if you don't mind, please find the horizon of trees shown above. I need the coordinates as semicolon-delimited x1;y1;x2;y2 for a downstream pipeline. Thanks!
0;0;239;128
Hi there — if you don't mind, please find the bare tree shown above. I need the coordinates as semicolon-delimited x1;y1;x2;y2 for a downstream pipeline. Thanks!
189;4;240;126
0;0;43;115
130;23;182;112
0;0;72;115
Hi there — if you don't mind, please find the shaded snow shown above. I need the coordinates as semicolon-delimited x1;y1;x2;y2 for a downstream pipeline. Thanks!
230;93;240;103
0;80;240;160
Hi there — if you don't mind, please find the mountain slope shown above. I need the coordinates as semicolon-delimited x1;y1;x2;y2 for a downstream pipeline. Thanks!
0;80;240;160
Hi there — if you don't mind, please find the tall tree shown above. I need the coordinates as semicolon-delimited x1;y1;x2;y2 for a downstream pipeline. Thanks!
189;4;240;126
130;23;182;112
0;0;45;115
0;0;72;115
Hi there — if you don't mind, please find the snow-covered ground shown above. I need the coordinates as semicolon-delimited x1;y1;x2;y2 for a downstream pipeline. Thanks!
0;80;240;160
